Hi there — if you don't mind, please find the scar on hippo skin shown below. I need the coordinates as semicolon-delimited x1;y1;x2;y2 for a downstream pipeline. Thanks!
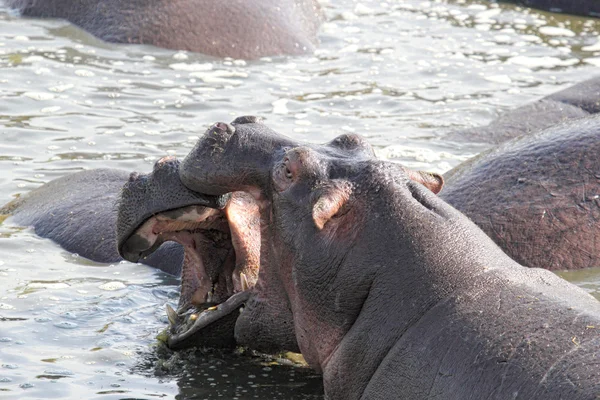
171;117;600;400
5;0;323;59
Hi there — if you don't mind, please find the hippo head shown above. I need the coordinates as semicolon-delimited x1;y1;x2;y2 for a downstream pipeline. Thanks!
116;156;258;349
178;117;444;360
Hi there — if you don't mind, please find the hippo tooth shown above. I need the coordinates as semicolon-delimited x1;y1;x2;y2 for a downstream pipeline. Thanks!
189;313;198;321
206;288;214;303
166;304;178;326
240;273;249;291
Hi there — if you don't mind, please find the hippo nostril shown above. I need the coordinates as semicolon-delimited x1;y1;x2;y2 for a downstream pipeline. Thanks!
209;122;236;136
231;115;263;125
128;172;139;182
153;156;179;174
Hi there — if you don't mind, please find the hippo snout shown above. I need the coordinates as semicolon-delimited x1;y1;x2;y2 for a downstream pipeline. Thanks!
180;116;296;196
207;122;236;147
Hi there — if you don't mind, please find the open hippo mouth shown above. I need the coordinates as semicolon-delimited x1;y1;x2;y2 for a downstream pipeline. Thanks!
116;156;260;349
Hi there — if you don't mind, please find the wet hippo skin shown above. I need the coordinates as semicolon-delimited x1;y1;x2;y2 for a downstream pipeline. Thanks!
0;162;225;276
498;0;600;17
6;0;323;59
442;114;600;270
448;76;600;144
143;117;600;399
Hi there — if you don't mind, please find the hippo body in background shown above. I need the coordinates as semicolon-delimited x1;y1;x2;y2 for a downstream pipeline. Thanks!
498;0;600;17
448;76;600;144
442;114;600;271
5;0;323;59
0;165;224;275
129;117;600;399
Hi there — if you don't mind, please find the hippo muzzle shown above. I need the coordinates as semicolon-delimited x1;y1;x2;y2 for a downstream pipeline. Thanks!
117;156;259;349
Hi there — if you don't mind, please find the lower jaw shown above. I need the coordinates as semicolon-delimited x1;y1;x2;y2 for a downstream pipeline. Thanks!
166;291;251;350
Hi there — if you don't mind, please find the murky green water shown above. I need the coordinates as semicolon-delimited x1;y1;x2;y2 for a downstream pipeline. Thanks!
0;0;599;398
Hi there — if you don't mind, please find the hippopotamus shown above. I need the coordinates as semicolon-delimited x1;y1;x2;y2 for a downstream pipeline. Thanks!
442;114;600;271
5;0;323;59
0;160;226;276
119;117;600;399
448;76;600;144
117;155;260;349
497;0;600;17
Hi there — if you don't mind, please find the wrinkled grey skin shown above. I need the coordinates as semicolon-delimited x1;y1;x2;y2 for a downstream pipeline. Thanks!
179;117;600;400
0;157;223;275
448;76;600;144
116;156;228;263
6;0;323;59
498;0;600;17
442;114;600;271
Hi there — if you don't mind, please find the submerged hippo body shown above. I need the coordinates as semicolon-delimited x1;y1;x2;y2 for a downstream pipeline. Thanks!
0;161;225;275
6;0;322;59
442;114;600;270
449;76;600;144
121;117;600;399
498;0;600;17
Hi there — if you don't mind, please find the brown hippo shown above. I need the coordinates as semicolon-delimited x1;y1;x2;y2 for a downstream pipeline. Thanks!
441;114;600;270
5;0;323;59
119;117;600;399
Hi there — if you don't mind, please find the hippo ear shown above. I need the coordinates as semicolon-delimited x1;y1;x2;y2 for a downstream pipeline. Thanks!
312;181;352;230
406;170;444;194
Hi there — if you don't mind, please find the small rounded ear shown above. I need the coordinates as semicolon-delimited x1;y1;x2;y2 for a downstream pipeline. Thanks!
406;170;444;194
312;181;352;230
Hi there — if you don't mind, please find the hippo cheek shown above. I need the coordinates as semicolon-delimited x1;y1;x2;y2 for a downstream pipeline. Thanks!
234;286;300;354
180;116;297;197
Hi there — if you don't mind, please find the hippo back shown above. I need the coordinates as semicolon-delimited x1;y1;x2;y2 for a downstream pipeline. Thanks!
6;0;323;59
1;169;183;274
442;114;600;270
448;76;600;144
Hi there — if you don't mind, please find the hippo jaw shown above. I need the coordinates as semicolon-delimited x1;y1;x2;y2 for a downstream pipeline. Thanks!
117;158;259;349
178;117;445;363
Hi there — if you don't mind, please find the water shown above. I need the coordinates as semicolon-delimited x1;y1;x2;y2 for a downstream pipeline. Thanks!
0;0;599;398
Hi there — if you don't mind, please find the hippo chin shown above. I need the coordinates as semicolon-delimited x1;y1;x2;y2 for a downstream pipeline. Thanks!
6;0;323;59
156;117;600;399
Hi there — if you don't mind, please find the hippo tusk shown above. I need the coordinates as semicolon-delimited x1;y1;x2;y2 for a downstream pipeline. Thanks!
241;273;249;291
166;304;178;326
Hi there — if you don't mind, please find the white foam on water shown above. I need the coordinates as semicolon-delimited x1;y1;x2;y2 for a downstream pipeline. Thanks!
28;282;69;289
272;98;289;115
538;26;576;37
98;282;126;291
23;92;55;101
169;62;213;71
507;56;578;69
74;69;95;77
582;41;600;52
485;75;512;84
